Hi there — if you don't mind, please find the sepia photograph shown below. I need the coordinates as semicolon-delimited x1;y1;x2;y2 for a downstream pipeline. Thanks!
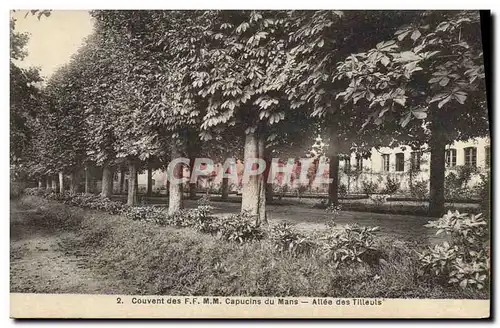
8;7;491;319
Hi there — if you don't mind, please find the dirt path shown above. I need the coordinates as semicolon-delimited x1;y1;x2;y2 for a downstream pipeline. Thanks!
10;207;120;294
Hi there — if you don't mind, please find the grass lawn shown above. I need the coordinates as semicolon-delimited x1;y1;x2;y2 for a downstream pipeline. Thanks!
10;195;489;299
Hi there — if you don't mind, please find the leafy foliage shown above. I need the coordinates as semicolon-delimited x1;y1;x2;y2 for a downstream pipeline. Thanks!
444;165;478;199
333;11;488;146
24;188;126;214
361;180;379;196
124;206;167;225
410;179;429;199
384;176;400;194
419;210;490;290
10;17;44;172
216;212;266;243
271;222;316;255
320;224;382;267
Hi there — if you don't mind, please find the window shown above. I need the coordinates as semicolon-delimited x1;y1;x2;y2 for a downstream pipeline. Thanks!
445;149;457;167
152;179;156;186
485;146;490;168
395;153;405;172
356;156;363;171
382;154;390;172
113;172;119;181
464;147;477;167
411;152;422;171
344;158;351;172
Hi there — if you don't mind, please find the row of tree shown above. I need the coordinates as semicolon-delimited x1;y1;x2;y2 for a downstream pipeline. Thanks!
11;10;489;222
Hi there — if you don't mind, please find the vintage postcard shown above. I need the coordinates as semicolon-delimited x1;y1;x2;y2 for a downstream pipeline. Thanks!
9;8;491;319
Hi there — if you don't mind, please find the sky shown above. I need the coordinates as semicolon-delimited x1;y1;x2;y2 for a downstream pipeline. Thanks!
10;10;95;79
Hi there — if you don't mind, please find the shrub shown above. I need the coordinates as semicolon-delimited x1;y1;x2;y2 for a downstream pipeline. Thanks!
339;184;347;197
319;224;382;267
445;166;478;199
24;188;126;215
370;194;387;206
361;180;378;196
24;187;46;197
186;207;219;234
410;179;428;200
124;206;168;225
271;222;317;255
296;184;308;197
325;203;342;228
384;176;400;195
217;212;265;243
418;210;490;290
197;193;212;206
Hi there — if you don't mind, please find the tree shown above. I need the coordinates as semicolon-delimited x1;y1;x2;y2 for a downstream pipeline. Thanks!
90;10;202;211
183;10;316;224
333;11;488;216
10;17;44;181
282;11;426;205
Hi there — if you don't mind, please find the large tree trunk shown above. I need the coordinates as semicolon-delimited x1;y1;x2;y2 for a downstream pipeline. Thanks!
52;175;58;191
46;176;52;190
85;166;92;194
127;159;137;206
58;171;65;194
168;142;184;215
241;131;267;225
327;126;341;205
101;164;113;198
69;170;80;194
429;132;446;217
264;153;273;202
328;155;340;205
188;158;197;199
221;177;229;200
189;182;197;199
257;136;267;225
265;181;274;202
134;169;139;195
119;167;125;194
38;177;44;189
147;165;153;197
187;134;199;200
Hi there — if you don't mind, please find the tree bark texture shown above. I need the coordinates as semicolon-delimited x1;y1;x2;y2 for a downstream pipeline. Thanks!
101;164;113;198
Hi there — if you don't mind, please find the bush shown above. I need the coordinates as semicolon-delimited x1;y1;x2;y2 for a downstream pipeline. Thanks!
217;212;266;243
410;179;428;200
418;210;490;290
271;222;317;255
361;180;378;196
165;206;217;233
24;187;49;197
296;184;308;197
384;176;400;195
339;184;347;197
319;224;382;267
24;188;126;215
370;194;387;206
445;166;478;199
124;206;168;225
